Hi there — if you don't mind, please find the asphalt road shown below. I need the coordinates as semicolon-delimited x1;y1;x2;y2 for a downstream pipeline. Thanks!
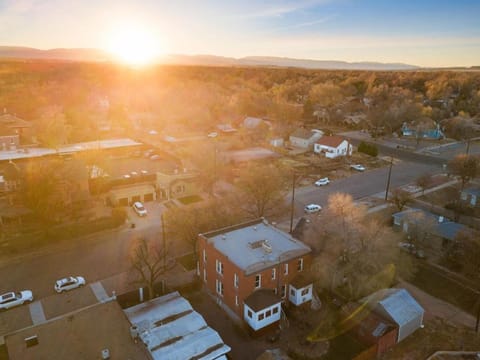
0;159;442;303
290;160;443;217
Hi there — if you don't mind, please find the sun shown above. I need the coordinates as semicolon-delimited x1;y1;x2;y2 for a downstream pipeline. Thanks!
106;24;164;66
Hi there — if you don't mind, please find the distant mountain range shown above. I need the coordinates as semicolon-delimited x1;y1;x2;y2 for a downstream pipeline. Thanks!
0;46;421;70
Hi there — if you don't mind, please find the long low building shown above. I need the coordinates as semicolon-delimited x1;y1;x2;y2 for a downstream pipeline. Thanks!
124;291;231;360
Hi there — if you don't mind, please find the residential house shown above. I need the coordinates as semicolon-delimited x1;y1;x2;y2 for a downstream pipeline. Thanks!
198;218;312;333
392;208;471;246
156;168;200;201
289;128;323;149
0;112;33;145
366;288;424;343
401;122;444;140
460;187;480;207
0;124;19;150
124;291;231;360
314;135;352;158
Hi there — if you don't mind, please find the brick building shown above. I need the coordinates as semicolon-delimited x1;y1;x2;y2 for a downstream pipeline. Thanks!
198;218;313;333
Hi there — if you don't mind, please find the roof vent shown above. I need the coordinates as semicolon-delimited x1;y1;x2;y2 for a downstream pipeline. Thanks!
101;349;110;359
222;235;227;240
253;226;257;231
25;335;38;348
262;240;272;254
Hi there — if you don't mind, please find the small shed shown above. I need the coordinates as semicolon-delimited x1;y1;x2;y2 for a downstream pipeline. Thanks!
244;289;282;333
372;288;424;342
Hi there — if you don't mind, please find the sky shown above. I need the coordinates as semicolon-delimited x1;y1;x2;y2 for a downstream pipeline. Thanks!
0;0;479;67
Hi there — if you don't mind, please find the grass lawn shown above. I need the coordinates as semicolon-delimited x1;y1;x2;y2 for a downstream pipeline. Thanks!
177;195;203;205
177;252;196;271
410;262;478;316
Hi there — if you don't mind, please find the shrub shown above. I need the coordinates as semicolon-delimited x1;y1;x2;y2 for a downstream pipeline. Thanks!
358;141;378;157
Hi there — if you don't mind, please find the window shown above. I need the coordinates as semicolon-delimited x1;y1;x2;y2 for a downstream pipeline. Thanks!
281;285;286;298
255;274;261;288
235;296;239;306
248;310;252;318
234;273;239;288
271;268;276;280
203;269;207;282
265;310;271;317
215;279;224;296
284;263;289;275
258;313;265;321
297;258;304;271
273;306;279;314
203;249;207;262
175;185;185;193
301;288;310;296
216;260;223;275
290;289;295;296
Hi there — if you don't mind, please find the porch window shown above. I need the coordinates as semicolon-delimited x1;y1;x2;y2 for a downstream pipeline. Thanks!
266;310;271;317
301;288;310;296
273;307;279;314
258;313;264;321
247;310;252;318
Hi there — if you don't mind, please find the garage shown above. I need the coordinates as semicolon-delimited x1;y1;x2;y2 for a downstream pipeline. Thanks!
108;185;157;207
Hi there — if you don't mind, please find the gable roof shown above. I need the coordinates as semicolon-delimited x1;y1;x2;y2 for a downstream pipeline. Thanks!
375;289;424;327
315;135;347;148
0;113;32;128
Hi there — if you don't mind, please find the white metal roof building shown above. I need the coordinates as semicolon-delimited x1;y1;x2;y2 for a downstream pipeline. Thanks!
124;291;231;360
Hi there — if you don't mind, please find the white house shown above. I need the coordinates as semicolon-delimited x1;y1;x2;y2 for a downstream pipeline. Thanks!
289;128;323;149
314;135;352;158
243;289;282;332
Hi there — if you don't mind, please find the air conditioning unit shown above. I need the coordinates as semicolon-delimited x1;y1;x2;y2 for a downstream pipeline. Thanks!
101;349;110;359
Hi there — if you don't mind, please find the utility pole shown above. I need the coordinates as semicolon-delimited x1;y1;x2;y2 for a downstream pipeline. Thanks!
466;137;471;155
161;212;166;270
384;157;393;201
289;172;297;234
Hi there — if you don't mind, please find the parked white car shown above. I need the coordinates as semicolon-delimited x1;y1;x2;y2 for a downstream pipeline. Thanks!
314;178;330;186
0;291;33;310
54;276;86;293
132;201;147;217
304;204;322;213
350;164;366;172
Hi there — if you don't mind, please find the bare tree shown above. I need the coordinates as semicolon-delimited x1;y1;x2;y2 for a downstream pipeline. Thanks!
390;188;413;211
236;163;288;218
130;237;167;300
448;154;480;191
306;193;414;300
416;173;433;196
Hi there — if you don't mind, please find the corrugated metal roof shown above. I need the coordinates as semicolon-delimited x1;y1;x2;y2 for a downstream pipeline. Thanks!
378;289;424;327
124;292;231;360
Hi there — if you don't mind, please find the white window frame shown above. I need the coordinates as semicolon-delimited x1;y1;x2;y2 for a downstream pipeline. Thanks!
235;295;239;306
271;268;276;280
216;279;223;296
216;259;223;275
203;249;207;262
203;268;207;282
284;263;289;275
234;273;239;288
255;274;262;288
297;258;304;272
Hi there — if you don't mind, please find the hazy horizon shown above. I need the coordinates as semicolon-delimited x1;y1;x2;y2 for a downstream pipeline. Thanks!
1;0;479;67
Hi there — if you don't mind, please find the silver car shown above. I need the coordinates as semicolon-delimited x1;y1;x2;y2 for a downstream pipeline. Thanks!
54;276;86;293
0;291;33;310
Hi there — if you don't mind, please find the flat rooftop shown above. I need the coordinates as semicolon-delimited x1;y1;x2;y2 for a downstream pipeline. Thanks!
0;138;142;161
4;300;147;360
202;219;311;275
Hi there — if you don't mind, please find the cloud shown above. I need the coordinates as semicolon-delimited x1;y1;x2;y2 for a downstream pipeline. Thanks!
237;0;330;19
278;14;336;30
